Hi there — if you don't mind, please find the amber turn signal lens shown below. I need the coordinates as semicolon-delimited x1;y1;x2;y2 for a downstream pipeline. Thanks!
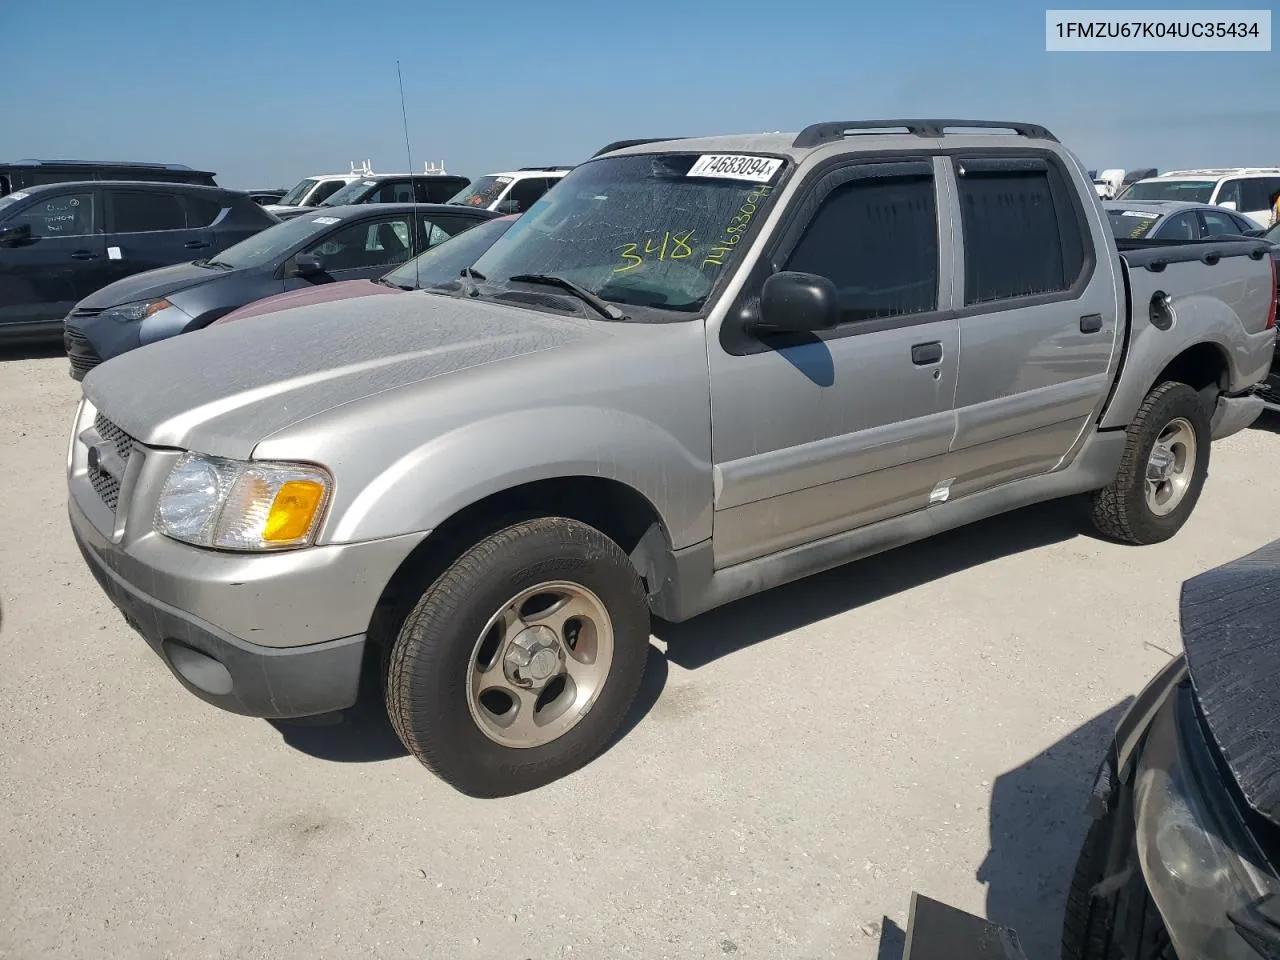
263;480;326;542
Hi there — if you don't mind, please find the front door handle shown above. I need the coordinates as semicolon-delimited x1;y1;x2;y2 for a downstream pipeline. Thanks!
1080;314;1103;334
911;341;943;365
184;240;210;249
70;250;98;260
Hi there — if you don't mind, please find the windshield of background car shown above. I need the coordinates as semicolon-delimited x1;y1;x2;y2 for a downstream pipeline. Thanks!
448;176;510;208
320;179;377;207
469;152;788;314
1107;208;1163;239
278;178;320;206
1120;179;1216;203
209;213;341;269
384;216;517;289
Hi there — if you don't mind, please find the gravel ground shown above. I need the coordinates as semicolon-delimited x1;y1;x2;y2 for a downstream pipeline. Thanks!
3;345;1279;960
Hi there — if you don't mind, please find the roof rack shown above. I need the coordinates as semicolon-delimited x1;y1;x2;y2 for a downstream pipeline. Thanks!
517;166;573;172
350;159;374;176
591;138;683;158
7;159;202;171
422;161;448;175
1158;167;1280;177
791;119;1058;148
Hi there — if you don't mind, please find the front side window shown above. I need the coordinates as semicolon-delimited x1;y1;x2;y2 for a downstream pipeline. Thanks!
1122;179;1216;203
4;192;96;237
1215;179;1244;209
784;173;938;322
1237;178;1278;213
1159;213;1198;240
957;161;1085;304
210;213;348;269
109;190;187;233
305;217;412;271
470;153;789;314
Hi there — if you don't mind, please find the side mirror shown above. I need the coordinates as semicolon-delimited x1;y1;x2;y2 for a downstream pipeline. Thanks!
754;271;840;334
0;222;32;245
291;253;325;277
1218;200;1238;211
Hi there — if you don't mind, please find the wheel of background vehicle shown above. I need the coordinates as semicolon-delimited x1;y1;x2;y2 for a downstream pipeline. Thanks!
385;517;651;797
1090;381;1211;545
1062;814;1177;960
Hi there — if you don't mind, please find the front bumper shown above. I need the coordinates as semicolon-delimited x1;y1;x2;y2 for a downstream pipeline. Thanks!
67;403;428;718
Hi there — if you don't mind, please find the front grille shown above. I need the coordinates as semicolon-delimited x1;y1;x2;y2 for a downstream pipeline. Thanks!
63;325;102;380
87;414;135;513
69;306;105;319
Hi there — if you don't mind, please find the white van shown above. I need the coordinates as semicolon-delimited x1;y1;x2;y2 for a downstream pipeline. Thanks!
264;161;378;216
1120;168;1280;227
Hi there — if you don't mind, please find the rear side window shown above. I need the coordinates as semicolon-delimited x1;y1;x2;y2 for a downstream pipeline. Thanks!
955;159;1086;305
1238;178;1279;213
784;172;938;323
109;190;187;233
184;196;224;228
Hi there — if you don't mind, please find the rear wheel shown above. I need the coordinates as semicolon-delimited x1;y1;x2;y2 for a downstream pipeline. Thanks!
1090;381;1211;545
385;517;651;797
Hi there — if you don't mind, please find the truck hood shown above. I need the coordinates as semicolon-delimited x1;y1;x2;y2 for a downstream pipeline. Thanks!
81;293;605;459
77;261;222;310
1181;539;1280;828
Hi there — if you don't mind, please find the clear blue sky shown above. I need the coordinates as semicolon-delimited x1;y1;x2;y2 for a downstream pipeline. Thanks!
4;0;1276;188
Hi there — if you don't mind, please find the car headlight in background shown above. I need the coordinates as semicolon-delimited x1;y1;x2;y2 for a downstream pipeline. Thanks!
155;453;331;551
1134;684;1280;959
100;298;178;323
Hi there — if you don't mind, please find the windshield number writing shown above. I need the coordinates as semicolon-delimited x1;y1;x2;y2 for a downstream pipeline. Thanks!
702;186;772;269
615;230;696;273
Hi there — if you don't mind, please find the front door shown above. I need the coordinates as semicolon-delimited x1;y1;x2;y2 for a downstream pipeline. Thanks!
287;212;420;285
943;154;1120;499
0;187;105;328
708;158;960;568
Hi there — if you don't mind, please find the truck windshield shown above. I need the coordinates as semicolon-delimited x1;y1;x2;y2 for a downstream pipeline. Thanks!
448;176;510;209
1121;180;1216;203
469;152;788;315
278;178;320;206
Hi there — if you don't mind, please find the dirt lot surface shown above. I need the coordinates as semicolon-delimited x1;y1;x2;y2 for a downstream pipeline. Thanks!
4;345;1278;960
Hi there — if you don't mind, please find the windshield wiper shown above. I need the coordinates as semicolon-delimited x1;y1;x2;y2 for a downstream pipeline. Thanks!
199;259;233;270
373;277;415;290
507;274;627;321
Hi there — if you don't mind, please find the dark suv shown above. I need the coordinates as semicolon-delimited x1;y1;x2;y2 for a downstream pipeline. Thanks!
0;160;218;196
274;173;472;220
0;181;277;342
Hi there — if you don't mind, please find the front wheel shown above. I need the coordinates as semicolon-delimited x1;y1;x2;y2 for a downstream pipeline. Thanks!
1090;381;1211;545
385;517;651;797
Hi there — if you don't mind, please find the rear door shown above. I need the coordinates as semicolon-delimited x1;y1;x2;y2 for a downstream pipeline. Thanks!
708;158;960;566
102;188;207;284
0;188;105;326
944;153;1120;499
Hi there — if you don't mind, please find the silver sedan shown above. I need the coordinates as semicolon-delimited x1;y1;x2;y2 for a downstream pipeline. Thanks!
1104;198;1259;241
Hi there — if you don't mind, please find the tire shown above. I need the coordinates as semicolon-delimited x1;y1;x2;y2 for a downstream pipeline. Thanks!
385;517;650;797
1090;381;1211;545
1062;814;1176;960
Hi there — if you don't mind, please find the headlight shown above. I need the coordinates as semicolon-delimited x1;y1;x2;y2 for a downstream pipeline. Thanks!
155;453;331;551
1134;684;1280;959
101;298;174;323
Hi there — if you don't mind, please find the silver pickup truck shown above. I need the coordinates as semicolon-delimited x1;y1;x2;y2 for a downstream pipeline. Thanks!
67;120;1277;797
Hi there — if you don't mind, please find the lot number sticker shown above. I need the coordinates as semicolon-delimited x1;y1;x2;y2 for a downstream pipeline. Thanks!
687;154;782;183
312;216;342;225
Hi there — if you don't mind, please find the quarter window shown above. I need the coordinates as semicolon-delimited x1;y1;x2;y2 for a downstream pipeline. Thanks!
784;173;939;323
956;161;1085;304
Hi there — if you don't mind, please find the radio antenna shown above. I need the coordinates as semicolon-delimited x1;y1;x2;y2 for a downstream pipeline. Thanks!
395;60;421;290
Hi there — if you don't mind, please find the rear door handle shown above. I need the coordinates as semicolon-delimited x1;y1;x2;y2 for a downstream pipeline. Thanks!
1080;314;1103;334
70;250;98;260
184;240;210;249
911;341;943;365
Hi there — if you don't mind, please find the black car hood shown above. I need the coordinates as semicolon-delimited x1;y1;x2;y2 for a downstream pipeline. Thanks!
76;261;222;309
1182;540;1280;826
